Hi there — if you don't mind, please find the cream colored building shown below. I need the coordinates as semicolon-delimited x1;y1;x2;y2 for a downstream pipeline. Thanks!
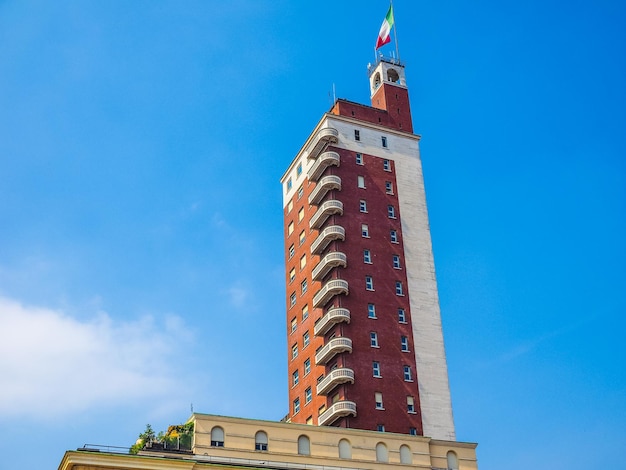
58;413;477;470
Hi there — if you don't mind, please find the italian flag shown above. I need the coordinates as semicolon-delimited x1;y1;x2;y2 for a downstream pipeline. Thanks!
375;5;394;50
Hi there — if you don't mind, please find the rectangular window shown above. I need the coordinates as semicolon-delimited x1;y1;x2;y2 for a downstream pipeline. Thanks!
293;397;300;414
396;281;404;296
292;370;299;386
409;427;417;436
362;224;370;238
301;279;308;295
368;303;376;318
303;331;310;348
290;292;296;307
298;207;304;222
398;308;407;323
383;159;391;171
377;424;385;432
401;335;409;351
365;276;374;291
304;358;311;375
356;153;363;165
385;181;393;194
288;221;294;235
286;178;293;191
291;343;298;359
287;200;293;213
393;255;401;269
354;129;360;141
302;304;309;321
381;136;388;148
407;396;415;413
291;317;297;333
317;374;324;384
358;175;366;188
297;185;304;199
390;229;398;243
289;244;295;259
297;163;303;176
305;387;312;403
359;200;367;213
363;249;372;264
404;365;413;381
318;404;326;416
299;230;306;245
306;416;313;425
375;392;384;409
289;268;296;283
373;361;381;377
370;332;379;348
300;254;307;270
388;205;396;218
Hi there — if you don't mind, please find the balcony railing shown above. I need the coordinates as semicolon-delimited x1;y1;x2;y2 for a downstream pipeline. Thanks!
312;279;348;309
308;175;342;205
314;307;350;336
315;337;352;365
307;127;339;160
312;251;347;281
307;151;340;182
316;368;355;396
311;225;345;255
309;200;343;230
318;400;357;426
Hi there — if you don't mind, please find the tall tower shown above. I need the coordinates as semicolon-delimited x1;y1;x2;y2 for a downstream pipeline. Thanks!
281;58;455;441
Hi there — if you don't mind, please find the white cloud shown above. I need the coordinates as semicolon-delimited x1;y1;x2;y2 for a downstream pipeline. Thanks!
0;296;194;419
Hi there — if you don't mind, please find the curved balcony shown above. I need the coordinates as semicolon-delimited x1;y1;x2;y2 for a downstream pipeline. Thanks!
315;337;352;365
307;151;340;182
318;400;357;426
317;368;355;396
312;279;349;309
307;127;339;160
309;200;343;230
314;307;350;336
308;175;342;205
312;251;347;281
311;225;345;255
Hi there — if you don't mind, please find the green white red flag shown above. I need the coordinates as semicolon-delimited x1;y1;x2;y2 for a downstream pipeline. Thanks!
375;5;394;50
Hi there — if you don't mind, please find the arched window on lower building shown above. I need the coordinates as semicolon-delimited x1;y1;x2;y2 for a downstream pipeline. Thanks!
447;450;459;470
375;442;388;463
255;431;268;451
338;439;351;459
297;435;310;455
400;444;412;464
210;426;224;447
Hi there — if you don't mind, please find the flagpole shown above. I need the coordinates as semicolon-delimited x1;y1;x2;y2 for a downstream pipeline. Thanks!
391;0;400;62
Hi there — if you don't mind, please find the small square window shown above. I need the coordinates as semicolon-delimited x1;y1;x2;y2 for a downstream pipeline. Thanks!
383;159;391;171
365;276;374;291
409;427;417;436
407;396;415;413
288;221;294;236
303;331;310;348
289;268;296;283
393;255;401;269
368;303;376;318
401;335;409;352
292;370;299;386
362;224;370;238
375;392;384;410
298;208;304;222
304;358;311;375
396;281;404;296
299;230;306;245
381;136;388;148
292;343;298;359
305;387;312;403
291;317;297;333
398;308;407;323
373;361;381;377
354;129;361;141
293;397;300;414
297;163;303;177
377;424;385;432
385;181;393;194
360;200;367;213
358;175;366;188
388;205;396;218
290;292;296;307
364;249;372;264
289;244;295;259
390;230;398;243
300;254;307;270
403;365;412;381
370;332;379;348
287;200;293;213
356;153;363;165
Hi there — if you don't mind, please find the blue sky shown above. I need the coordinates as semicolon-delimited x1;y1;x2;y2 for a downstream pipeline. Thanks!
0;1;624;468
